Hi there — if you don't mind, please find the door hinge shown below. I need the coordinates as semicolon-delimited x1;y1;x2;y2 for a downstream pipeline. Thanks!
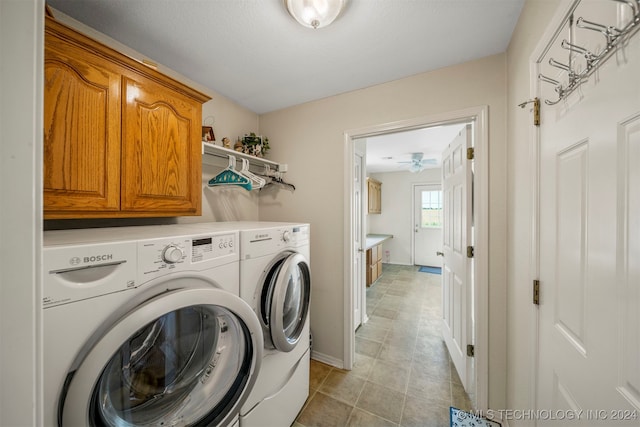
533;279;540;305
466;246;474;258
467;344;475;357
467;147;474;160
518;97;540;126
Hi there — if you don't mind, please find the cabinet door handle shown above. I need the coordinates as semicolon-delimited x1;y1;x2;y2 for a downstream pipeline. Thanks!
436;251;444;257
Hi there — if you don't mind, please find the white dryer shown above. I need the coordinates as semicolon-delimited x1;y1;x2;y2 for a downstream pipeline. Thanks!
235;222;311;427
43;224;263;427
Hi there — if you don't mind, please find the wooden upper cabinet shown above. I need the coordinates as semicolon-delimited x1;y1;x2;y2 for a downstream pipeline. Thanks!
367;178;381;214
121;75;201;213
43;16;210;219
44;31;122;213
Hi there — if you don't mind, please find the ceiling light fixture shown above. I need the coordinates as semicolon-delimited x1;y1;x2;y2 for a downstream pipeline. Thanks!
409;162;425;173
284;0;347;29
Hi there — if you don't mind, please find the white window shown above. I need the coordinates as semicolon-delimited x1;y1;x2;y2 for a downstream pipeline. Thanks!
421;190;442;228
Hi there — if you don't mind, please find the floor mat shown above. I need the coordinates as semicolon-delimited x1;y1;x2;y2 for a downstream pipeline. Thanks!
418;265;442;275
450;407;501;427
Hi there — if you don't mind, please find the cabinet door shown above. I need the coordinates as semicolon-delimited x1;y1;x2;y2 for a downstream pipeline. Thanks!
121;75;202;215
366;249;373;286
44;32;121;215
374;182;381;213
367;179;381;214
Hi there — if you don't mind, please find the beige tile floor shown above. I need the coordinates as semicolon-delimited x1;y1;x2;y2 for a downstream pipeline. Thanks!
293;264;472;427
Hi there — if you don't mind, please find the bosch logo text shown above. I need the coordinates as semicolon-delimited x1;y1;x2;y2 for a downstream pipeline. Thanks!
71;254;114;264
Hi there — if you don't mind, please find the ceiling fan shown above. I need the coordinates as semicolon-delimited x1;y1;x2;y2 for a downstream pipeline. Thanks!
397;152;437;173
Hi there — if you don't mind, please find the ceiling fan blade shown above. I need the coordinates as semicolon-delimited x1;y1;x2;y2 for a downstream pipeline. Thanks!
420;158;438;165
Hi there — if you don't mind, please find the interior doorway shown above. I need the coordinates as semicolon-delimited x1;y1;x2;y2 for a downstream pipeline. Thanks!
343;106;489;410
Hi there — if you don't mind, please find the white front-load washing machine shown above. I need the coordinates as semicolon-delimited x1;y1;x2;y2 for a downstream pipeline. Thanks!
234;222;311;427
43;224;263;427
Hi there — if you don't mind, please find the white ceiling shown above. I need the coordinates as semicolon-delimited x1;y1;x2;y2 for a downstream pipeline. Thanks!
47;0;524;115
47;0;523;172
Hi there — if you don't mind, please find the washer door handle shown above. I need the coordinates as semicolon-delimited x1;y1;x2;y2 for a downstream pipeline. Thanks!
49;260;127;274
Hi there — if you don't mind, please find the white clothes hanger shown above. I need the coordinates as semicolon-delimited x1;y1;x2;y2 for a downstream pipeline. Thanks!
240;159;266;189
208;155;252;190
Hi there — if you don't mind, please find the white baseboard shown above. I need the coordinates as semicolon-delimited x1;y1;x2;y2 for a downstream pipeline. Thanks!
310;351;344;369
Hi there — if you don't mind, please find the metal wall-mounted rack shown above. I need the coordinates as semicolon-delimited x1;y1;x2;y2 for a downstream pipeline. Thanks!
538;0;640;105
202;142;286;173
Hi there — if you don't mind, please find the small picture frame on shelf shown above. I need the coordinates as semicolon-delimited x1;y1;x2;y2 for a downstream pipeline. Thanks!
202;126;215;142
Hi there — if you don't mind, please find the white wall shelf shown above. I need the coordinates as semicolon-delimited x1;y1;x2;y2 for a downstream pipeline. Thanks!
202;142;285;173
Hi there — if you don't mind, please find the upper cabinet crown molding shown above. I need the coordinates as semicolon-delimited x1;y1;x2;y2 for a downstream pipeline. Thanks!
44;17;210;104
44;16;211;219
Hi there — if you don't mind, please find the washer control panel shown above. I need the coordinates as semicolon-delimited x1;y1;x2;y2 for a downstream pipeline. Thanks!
190;233;235;263
138;232;238;283
162;244;184;263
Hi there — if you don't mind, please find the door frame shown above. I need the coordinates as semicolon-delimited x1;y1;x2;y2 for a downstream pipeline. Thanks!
528;0;579;415
0;1;44;425
343;105;489;410
411;182;443;267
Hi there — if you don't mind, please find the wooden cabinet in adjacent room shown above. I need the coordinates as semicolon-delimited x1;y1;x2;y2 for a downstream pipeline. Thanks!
366;244;383;286
367;177;381;214
43;16;210;219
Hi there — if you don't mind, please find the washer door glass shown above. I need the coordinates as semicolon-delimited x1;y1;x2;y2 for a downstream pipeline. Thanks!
59;286;262;427
262;252;311;352
90;304;249;426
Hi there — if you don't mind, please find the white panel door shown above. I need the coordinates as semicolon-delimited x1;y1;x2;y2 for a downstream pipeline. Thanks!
414;184;443;267
353;151;365;331
441;124;473;392
537;1;640;422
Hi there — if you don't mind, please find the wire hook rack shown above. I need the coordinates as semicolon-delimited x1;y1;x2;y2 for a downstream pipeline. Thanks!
538;0;640;105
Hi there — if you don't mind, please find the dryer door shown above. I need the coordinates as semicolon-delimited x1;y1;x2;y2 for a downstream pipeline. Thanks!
59;284;263;427
262;252;311;352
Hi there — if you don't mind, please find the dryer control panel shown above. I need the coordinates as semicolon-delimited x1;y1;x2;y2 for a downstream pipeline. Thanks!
240;224;309;259
280;225;309;245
